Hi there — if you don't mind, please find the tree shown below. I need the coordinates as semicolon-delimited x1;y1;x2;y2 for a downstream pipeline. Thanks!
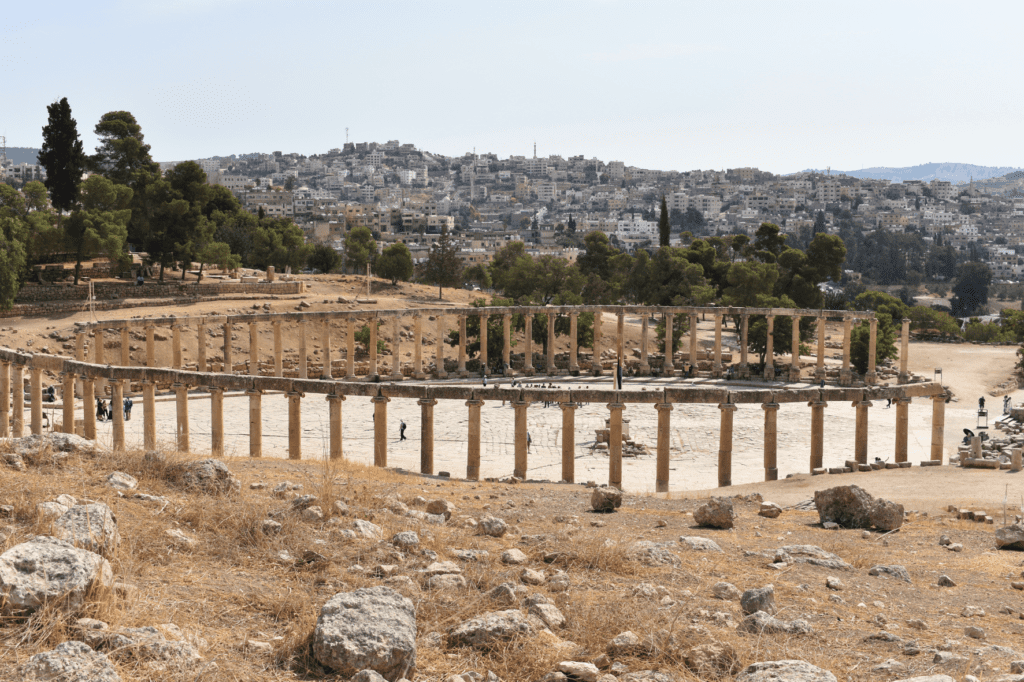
344;226;376;273
422;226;462;299
37;97;87;227
375;242;414;284
462;263;492;289
64;175;132;284
658;195;670;247
682;207;704;234
951;262;991;317
309;243;341;274
812;210;826;235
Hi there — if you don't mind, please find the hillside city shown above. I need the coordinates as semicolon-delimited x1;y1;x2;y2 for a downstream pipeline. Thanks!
5;140;1024;294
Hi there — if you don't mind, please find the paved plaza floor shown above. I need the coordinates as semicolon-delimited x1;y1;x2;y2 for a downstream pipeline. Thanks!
43;374;967;493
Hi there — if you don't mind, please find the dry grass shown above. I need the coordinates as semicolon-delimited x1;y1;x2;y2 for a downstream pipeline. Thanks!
3;440;1024;681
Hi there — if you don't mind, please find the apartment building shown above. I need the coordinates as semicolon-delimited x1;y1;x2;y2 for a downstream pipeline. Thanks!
244;189;294;217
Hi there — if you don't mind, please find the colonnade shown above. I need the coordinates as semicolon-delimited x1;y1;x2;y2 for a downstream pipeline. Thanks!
0;344;944;491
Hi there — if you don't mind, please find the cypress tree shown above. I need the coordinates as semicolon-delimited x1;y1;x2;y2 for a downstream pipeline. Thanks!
658;195;670;247
37;97;87;228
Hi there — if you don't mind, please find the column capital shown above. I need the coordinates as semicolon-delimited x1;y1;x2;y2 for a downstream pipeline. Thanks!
808;399;828;408
512;400;531;409
570;311;579;319
655;402;673;413
465;398;484;407
371;394;390;404
59;371;77;379
853;399;873;408
931;393;946;402
718;402;737;412
171;382;187;389
418;397;438;407
762;401;780;411
607;402;626;412
287;390;305;399
326;393;347;403
246;387;263;396
897;396;912;405
901;317;910;324
559;401;578;410
207;385;224;394
479;313;489;320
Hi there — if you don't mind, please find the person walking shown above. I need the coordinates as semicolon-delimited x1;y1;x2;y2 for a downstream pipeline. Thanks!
124;396;133;421
527;430;532;452
399;420;407;441
483;375;487;387
616;361;623;391
96;398;105;422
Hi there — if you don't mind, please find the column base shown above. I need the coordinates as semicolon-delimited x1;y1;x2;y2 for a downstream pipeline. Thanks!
413;372;426;380
592;368;603;376
737;363;749;379
458;370;469;378
712;365;723;378
765;467;778;481
569;364;579;374
466;466;479;481
839;369;852;386
814;368;826;382
389;373;403;382
764;366;775;381
366;374;380;382
524;367;535;376
788;368;801;382
663;367;674;378
638;363;650;376
898;372;909;385
865;370;877;385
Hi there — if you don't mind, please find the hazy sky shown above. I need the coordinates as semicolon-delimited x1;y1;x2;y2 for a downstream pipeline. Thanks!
3;1;1022;173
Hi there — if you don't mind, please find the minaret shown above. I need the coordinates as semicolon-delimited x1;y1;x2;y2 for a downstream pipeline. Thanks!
533;142;536;159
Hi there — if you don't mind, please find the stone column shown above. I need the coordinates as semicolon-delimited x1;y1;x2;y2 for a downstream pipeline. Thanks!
809;397;827;471
789;316;801;382
390;316;403;381
663;314;675;377
854;398;871;465
638;313;651;375
840;317;852;385
414;315;425;379
458;314;468;377
616;312;625;365
560;401;577;483
323;319;333;380
111;380;125;452
523;314;534;375
299;321;308;379
419;397;437;474
436;315;447;379
764;315;775;380
546;312;556;375
121;327;130;367
372;394;389;467
347;318;357;379
502;314;512;375
712;314;723;378
273;321;283;377
898;318;910;384
466;398;483;480
171;325;182;369
12;364;24;438
61;372;75;435
739;314;750;378
249;322;259;376
174;382;189;452
93;330;106;397
655;403;673;492
608;402;625;489
82;376;95;440
569;313;579;373
288;390;302;460
931;394;945;462
30;367;42;435
682;313;696;375
146;325;156;368
815;317;826;382
197;322;207;372
513;400;530;478
0;361;8;437
895;396;911;462
143;382;156;451
248;389;262;458
75;332;86;396
718;401;736;487
479;314;488;375
866;318;878;385
762;401;779;481
209;386;224;457
592;311;603;376
327;393;345;461
222;322;233;373
368;318;378;379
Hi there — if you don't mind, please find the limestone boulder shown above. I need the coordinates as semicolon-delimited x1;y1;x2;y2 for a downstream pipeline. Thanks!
447;609;533;649
2;433;97;464
684;642;741;677
391;531;419;550
313;586;417;681
529;602;566;630
104;472;137;491
996;522;1024;550
54;503;120;556
678;536;723;552
736;660;837;681
591;487;622;513
759;502;783;519
81;624;202;671
179;459;240;494
19;641;121;682
694;497;735;529
0;536;114;615
426;499;456;519
813;485;904;531
478;516;508;537
740;612;812;635
501;549;529;565
741;585;776;616
353;519;383;539
868;564;912;583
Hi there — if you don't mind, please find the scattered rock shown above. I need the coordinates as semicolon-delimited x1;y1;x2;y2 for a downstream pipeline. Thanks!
104;472;137;491
391;531;419;550
478;516;508;537
529;603;566;630
166;528;197;550
826;576;843;590
869;565;912;583
521;568;546;585
313;586;417;680
813;485;904;531
938;575;957;587
740;612;812;635
741;585;776;615
179;459;240;494
678;536;723;552
19;641;121;682
759;502;783;519
352;519;382;539
965;625;986;640
54;503;120;556
685;642;741;676
694;497;735;529
996;522;1024;550
736;660;836;681
426;499;456;519
627;541;681;567
607;630;642;657
713;581;742;601
501;549;529;565
426;574;468;590
557;662;600;682
591;487;622;513
0;536;114;616
447;610;533;648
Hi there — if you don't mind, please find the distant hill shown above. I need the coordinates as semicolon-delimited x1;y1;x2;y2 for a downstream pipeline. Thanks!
2;147;40;165
799;163;1022;184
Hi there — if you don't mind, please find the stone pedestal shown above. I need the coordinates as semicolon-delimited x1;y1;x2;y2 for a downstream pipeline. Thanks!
655;403;672;492
762;401;779;481
419;398;437;474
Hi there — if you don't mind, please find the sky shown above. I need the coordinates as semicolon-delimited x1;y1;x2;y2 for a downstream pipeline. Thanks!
3;0;1023;174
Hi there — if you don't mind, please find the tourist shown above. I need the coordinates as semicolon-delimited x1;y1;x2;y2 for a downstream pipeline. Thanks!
123;396;133;421
1004;395;1012;414
527;431;532;452
979;396;986;411
885;398;891;408
96;398;105;422
399;420;407;441
136;273;144;286
483;375;487;387
616;361;623;390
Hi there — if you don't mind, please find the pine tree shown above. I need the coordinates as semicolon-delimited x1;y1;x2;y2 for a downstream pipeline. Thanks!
813;210;827;235
37;97;87;228
423;226;462;299
658;195;670;247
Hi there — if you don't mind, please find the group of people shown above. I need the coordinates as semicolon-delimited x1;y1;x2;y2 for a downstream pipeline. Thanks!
95;397;133;422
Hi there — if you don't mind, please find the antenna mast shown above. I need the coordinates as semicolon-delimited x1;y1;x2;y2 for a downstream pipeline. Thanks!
0;136;6;165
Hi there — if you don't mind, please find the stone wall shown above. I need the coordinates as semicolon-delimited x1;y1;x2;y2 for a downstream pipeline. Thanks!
14;281;303;304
